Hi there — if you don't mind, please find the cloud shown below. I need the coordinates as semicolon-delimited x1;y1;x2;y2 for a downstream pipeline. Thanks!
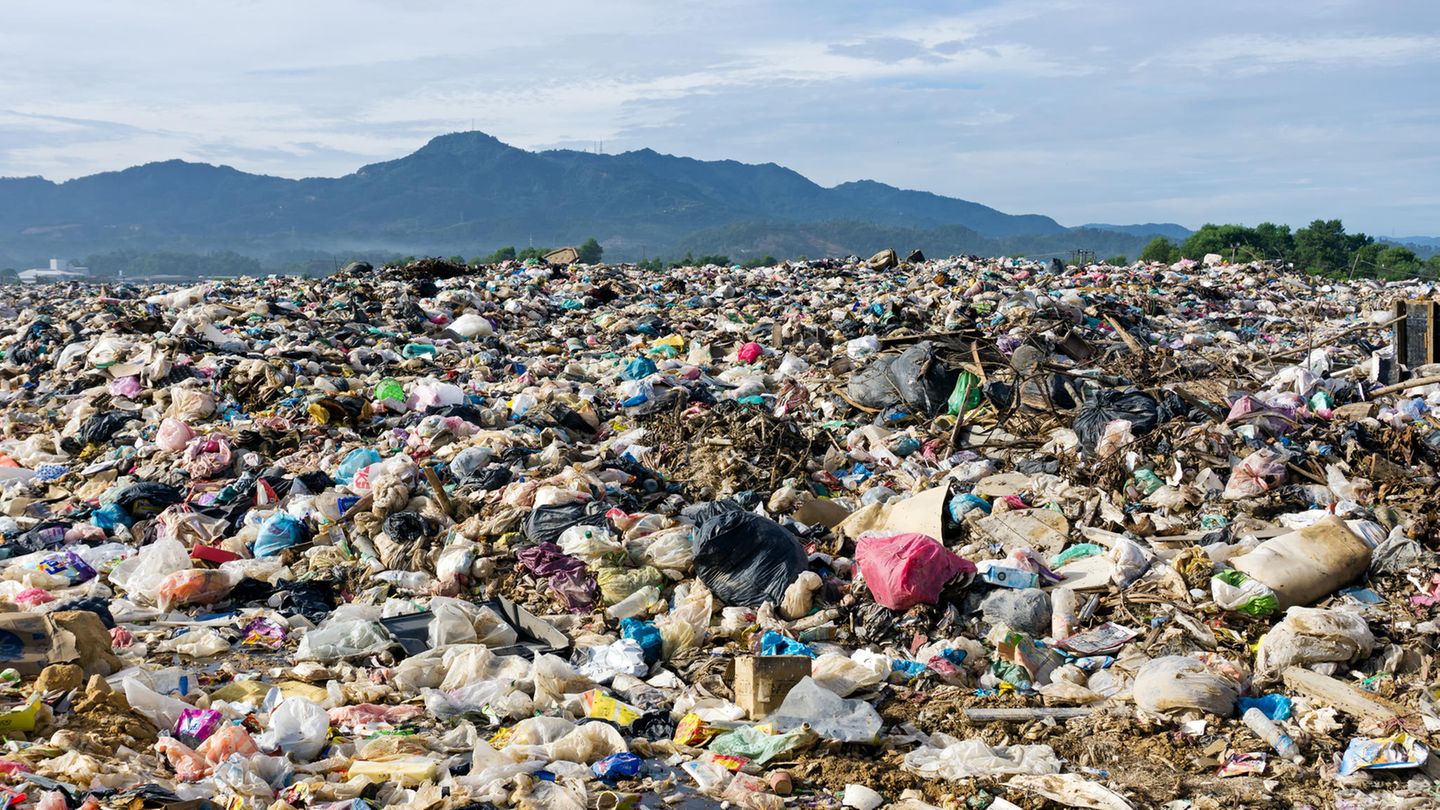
0;0;1436;233
1150;34;1440;75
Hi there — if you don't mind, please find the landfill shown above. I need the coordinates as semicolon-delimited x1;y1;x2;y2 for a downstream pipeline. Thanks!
0;252;1438;809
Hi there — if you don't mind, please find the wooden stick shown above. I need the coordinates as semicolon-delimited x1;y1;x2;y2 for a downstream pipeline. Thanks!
1367;373;1440;397
423;466;454;517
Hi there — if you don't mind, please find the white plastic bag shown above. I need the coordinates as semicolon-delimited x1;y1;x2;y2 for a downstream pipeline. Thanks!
108;537;192;602
903;734;1060;779
1132;655;1238;717
259;698;330;761
1254;607;1375;683
295;620;393;661
811;651;889;697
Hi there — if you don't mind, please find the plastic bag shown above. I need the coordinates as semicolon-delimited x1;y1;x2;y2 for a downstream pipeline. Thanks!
156;569;237;612
855;533;975;611
253;512;306;557
903;735;1061;780
1132;655;1239;717
812;651;889;697
123;677;195;730
947;371;983;415
847;342;957;415
633;526;695;574
694;511;807;607
1223;449;1287;499
595;565;664;606
296;620;394;661
526;502;606;546
108;537;191;601
258;698;330;761
155;418;195;453
558;525;624;564
1211;569;1278;617
1074;388;1160;451
1254;606;1375;683
766;677;882;742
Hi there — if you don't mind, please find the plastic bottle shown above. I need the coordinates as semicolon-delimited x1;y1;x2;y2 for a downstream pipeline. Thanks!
1243;707;1302;762
606;585;660;620
1051;587;1078;640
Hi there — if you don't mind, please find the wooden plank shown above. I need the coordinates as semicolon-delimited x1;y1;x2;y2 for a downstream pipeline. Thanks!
1393;300;1408;384
1281;667;1417;737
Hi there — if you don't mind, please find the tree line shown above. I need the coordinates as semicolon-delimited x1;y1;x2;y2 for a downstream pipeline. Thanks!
1137;220;1440;279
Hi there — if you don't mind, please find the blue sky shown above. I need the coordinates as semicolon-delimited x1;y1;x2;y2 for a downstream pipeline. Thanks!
1;0;1437;234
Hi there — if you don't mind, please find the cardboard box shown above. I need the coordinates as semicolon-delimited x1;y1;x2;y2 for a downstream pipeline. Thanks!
733;655;811;719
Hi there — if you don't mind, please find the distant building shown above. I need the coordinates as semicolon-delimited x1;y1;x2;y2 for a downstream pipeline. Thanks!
18;258;89;284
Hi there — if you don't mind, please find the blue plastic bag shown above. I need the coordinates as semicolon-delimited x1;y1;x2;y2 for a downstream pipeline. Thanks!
254;512;305;557
335;447;381;485
759;630;815;658
621;357;657;381
621;618;663;665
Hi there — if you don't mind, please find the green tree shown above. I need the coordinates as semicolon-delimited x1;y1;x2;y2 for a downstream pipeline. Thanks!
636;258;665;272
1249;222;1294;261
1294;219;1368;274
0;268;17;284
445;255;465;265
576;238;603;264
1103;255;1128;266
517;246;551;261
1139;237;1179;264
741;255;778;269
476;246;516;264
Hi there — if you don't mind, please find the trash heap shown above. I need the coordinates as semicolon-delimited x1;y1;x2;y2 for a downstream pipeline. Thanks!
0;253;1436;809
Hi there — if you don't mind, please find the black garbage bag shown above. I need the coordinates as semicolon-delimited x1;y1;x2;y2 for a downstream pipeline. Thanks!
114;482;184;519
681;499;743;526
469;464;512;491
524;501;606;546
693;511;807;607
383;511;433;544
888;341;957;415
272;578;338;624
847;355;898;409
1074;388;1161;450
77;411;135;445
846;341;957;416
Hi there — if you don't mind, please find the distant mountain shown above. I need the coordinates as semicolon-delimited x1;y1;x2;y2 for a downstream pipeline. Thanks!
0;131;1093;264
1082;222;1193;240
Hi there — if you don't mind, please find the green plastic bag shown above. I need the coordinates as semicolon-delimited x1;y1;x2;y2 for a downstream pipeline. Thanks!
947;371;983;415
1211;569;1278;617
375;378;405;403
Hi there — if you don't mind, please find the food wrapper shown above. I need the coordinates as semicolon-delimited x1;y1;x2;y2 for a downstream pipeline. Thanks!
672;712;721;746
1339;733;1429;776
583;689;642;727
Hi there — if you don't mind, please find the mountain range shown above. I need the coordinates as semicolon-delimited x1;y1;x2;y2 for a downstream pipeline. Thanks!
0;131;1191;266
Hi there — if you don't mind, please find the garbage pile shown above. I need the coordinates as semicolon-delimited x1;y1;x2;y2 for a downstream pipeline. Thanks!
0;253;1436;808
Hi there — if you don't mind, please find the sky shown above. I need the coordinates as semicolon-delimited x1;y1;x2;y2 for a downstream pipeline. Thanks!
1;0;1437;235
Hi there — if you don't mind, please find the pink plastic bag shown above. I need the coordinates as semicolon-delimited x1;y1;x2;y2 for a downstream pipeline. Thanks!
737;342;763;363
855;533;975;611
156;418;195;453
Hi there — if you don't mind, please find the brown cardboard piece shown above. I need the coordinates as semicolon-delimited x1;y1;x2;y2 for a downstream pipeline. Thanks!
836;483;951;541
794;498;851;528
0;613;79;676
